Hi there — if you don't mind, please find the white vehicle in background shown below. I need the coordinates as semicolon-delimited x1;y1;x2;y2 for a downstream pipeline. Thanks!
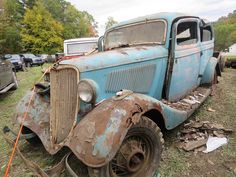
63;37;99;60
43;37;99;81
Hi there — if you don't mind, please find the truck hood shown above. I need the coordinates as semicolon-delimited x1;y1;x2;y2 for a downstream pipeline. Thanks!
60;46;168;72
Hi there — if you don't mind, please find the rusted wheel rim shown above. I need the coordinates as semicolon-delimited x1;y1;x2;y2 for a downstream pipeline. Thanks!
110;135;152;176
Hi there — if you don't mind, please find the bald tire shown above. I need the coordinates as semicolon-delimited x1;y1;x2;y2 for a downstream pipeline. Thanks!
88;116;164;177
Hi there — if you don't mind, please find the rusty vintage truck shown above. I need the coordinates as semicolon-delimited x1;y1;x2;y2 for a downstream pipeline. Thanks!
14;12;220;177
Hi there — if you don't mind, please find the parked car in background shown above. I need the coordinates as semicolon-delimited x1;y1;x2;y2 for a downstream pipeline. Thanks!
20;54;44;67
225;57;236;68
4;54;25;71
44;55;56;63
0;55;18;94
36;54;48;62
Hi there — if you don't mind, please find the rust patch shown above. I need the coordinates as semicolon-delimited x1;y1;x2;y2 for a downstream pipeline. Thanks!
67;93;163;168
117;49;128;55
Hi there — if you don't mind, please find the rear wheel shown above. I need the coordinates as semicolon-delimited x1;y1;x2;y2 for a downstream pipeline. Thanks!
88;116;164;177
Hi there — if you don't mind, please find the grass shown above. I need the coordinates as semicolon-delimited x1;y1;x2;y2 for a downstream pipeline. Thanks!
0;66;235;177
159;68;236;177
224;56;236;60
0;64;52;176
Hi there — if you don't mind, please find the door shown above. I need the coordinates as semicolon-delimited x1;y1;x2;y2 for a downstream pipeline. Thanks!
0;58;13;88
199;24;214;84
167;18;201;102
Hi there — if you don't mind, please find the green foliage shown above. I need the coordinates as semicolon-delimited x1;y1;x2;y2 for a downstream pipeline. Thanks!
42;0;97;39
214;10;236;50
0;0;23;54
20;1;64;54
105;16;118;30
0;0;97;54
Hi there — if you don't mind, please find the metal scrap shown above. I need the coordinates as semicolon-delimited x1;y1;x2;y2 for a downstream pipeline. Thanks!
177;120;233;152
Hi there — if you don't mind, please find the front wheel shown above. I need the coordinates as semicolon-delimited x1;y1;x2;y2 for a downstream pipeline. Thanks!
88;116;164;177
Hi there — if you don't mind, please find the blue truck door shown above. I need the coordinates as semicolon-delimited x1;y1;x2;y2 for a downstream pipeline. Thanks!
198;24;214;84
167;18;201;101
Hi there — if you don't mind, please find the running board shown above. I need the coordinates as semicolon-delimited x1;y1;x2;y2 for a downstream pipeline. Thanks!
0;83;15;94
162;87;211;117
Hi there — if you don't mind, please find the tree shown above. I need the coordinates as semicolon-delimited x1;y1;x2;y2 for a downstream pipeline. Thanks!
105;17;118;30
42;0;98;39
20;1;63;54
214;10;236;50
0;0;24;54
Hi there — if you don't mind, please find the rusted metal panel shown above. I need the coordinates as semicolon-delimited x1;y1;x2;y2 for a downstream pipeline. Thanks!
14;90;53;152
50;65;79;144
66;93;164;168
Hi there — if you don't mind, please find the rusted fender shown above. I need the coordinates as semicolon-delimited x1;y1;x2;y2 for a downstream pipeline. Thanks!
67;93;187;168
14;90;53;153
201;57;219;84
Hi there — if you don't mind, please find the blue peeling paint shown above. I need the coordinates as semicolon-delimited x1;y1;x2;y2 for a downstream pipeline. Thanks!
92;109;126;157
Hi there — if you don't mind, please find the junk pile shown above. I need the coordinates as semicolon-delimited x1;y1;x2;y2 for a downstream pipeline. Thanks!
177;120;233;153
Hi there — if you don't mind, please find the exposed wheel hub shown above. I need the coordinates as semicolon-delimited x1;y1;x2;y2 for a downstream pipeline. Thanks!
127;150;145;172
111;137;149;176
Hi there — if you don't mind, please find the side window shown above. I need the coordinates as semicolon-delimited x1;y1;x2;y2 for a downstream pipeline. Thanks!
201;26;212;42
177;21;198;46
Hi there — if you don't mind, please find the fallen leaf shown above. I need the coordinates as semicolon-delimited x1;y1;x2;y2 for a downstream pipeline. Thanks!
207;108;216;112
207;159;215;165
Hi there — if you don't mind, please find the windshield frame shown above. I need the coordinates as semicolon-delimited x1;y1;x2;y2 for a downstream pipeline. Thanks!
104;19;167;50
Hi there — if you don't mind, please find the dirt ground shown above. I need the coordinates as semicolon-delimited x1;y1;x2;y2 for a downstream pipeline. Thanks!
0;67;235;177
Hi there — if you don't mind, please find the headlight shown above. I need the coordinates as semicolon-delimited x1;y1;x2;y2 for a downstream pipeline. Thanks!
18;61;22;64
78;80;96;103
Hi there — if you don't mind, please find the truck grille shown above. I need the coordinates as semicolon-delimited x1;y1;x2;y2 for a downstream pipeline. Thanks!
50;65;79;144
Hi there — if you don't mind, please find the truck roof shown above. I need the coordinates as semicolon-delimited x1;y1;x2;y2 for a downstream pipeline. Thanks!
64;37;99;44
108;12;199;30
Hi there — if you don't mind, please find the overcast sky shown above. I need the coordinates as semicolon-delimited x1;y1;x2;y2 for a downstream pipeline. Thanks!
68;0;236;35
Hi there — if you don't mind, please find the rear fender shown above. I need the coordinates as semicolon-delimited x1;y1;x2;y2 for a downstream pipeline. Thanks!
201;57;219;84
67;93;187;168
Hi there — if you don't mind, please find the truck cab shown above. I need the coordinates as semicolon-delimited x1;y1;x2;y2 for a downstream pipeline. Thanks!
15;12;219;177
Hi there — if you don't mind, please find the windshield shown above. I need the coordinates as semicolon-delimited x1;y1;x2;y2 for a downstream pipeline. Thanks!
66;42;97;55
104;20;166;50
24;54;36;58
